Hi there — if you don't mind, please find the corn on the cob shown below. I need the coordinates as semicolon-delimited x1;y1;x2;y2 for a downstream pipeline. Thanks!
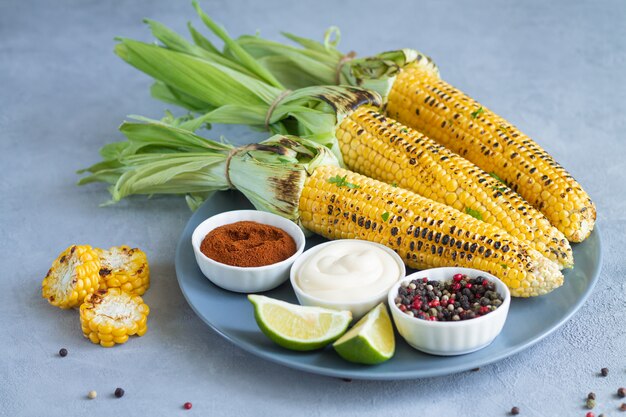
336;106;573;268
387;64;596;242
79;288;150;347
96;246;150;295
300;165;563;297
42;245;101;309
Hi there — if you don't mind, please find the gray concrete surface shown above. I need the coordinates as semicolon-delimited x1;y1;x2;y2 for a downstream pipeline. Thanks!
1;0;625;415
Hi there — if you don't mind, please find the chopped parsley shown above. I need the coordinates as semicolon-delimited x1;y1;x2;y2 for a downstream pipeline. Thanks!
400;128;408;133
491;185;507;193
328;175;360;189
497;124;509;133
465;207;483;221
381;212;390;222
470;106;484;119
500;263;508;269
391;182;398;188
489;172;505;184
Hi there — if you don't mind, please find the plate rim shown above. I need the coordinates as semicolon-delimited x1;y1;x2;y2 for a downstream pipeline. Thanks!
175;197;603;380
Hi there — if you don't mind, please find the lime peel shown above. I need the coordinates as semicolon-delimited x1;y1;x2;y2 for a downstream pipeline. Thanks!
248;295;352;351
333;303;395;365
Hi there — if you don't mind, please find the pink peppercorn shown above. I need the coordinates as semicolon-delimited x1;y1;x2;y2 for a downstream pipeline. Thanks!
453;274;463;282
184;402;192;410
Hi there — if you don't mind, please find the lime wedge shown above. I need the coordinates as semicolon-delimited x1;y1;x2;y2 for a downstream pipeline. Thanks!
248;295;352;351
333;303;395;365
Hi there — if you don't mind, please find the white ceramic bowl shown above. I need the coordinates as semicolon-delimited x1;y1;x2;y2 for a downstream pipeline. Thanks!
191;210;305;293
388;267;511;356
290;240;406;319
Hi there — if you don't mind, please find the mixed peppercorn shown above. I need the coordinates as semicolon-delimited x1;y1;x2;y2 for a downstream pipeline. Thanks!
394;274;504;321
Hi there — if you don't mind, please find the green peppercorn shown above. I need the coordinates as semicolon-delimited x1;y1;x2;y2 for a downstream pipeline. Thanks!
586;398;596;409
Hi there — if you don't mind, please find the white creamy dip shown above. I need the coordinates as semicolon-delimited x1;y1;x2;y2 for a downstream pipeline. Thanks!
296;241;401;302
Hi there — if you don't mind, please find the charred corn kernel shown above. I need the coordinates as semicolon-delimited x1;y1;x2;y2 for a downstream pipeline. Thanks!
299;166;564;297
337;107;573;268
387;64;596;242
96;246;149;295
79;288;149;347
42;245;101;309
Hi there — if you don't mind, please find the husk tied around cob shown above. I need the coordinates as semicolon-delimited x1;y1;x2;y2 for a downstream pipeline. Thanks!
107;6;574;269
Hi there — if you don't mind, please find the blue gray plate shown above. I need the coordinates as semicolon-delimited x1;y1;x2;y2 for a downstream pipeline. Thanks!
175;190;602;380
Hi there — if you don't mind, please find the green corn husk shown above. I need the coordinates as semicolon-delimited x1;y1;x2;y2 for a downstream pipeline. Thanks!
113;4;385;164
133;1;438;100
78;115;338;221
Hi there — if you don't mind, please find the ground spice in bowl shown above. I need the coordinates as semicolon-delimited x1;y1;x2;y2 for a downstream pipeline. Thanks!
200;221;297;267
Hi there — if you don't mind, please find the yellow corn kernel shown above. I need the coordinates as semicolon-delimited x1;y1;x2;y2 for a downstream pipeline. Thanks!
336;107;573;268
387;63;596;242
79;288;150;348
299;165;564;297
42;245;101;309
96;246;150;295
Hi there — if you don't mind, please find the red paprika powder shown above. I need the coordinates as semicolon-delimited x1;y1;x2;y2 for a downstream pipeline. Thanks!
200;221;297;267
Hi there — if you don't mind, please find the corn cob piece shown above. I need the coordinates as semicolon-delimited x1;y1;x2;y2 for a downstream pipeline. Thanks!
96;246;150;295
299;165;563;297
42;245;101;309
79;288;150;347
336;106;573;268
387;64;596;242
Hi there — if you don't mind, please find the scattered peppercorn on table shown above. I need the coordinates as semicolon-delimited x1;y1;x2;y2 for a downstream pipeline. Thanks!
3;0;625;416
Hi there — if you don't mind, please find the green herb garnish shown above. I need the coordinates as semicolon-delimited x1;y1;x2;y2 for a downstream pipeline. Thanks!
489;172;505;184
500;263;508;269
491;185;507;193
470;106;484;119
497;124;509;133
381;212;390;222
328;175;360;189
465;207;483;221
391;182;398;188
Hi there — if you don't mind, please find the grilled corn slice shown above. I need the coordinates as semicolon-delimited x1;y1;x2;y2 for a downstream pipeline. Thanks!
387;64;596;242
79;288;150;347
96;246;150;295
300;166;563;297
337;107;573;268
42;245;101;309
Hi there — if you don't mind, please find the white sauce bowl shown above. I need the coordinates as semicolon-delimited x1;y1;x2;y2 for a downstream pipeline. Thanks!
388;267;511;356
290;240;406;319
191;210;305;293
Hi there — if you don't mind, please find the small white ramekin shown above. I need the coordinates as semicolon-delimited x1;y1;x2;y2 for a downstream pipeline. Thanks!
290;240;406;319
191;210;305;293
388;267;511;356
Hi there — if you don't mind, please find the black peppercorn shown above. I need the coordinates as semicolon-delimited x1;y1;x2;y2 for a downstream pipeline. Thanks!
601;367;609;377
59;348;68;357
618;387;626;398
511;406;520;415
114;387;125;398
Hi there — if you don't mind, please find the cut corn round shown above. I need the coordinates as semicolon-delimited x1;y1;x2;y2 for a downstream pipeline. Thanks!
387;63;596;242
96;246;150;295
300;166;563;297
79;288;150;347
42;245;101;309
337;106;573;268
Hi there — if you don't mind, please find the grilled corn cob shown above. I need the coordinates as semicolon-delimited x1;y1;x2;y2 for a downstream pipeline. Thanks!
42;245;101;309
337;107;573;268
96;246;150;295
300;165;563;297
79;288;150;347
387;63;596;242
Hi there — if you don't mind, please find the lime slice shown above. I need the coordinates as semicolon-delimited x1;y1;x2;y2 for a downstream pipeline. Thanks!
333;303;395;365
248;295;352;351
